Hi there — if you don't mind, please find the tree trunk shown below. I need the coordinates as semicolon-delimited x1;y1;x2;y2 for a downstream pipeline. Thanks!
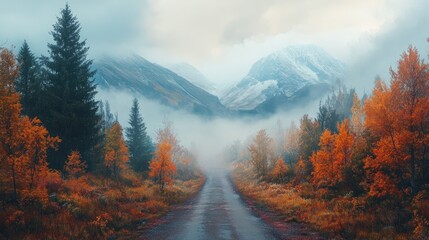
410;146;416;195
11;157;17;202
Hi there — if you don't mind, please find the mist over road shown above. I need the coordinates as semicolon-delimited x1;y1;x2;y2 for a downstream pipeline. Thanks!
139;172;321;240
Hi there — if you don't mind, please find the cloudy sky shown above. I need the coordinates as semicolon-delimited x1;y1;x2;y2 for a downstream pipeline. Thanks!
1;0;428;93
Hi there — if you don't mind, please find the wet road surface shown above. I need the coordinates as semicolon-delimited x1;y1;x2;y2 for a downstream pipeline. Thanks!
139;172;322;240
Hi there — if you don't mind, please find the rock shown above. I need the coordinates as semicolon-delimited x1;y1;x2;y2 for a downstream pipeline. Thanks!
49;193;58;202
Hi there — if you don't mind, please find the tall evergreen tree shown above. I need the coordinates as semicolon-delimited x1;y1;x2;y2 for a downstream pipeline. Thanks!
16;41;42;118
125;98;153;172
41;4;99;170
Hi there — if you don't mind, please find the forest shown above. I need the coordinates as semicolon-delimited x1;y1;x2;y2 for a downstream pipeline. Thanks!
0;5;203;239
1;3;429;240
230;45;429;239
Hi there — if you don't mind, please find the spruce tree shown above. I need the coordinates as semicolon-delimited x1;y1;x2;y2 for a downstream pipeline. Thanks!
16;40;42;118
42;4;99;170
125;98;153;172
98;100;115;134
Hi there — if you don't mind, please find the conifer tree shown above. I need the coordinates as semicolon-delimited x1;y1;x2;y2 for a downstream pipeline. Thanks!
41;4;99;170
125;98;153;172
16;40;42;117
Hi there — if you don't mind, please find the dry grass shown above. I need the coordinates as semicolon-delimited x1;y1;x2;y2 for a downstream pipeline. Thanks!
231;164;420;240
0;171;205;239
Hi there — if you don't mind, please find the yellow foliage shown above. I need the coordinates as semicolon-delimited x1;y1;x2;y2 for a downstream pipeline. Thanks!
65;151;87;178
104;123;129;179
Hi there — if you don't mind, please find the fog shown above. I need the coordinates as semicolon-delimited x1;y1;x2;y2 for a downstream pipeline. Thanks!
97;89;321;172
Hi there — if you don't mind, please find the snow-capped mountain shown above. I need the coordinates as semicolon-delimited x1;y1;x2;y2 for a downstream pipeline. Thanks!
221;45;346;111
166;62;217;95
93;55;229;116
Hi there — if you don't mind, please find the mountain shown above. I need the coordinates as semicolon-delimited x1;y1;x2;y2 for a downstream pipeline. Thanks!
221;45;346;112
93;55;229;116
166;62;217;95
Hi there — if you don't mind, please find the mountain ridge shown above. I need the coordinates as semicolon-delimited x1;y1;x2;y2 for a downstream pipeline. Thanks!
93;45;345;117
221;45;346;111
93;55;229;117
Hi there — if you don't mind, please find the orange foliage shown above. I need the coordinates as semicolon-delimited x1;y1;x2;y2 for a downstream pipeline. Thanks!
294;158;307;184
270;158;288;182
104;123;129;179
311;120;355;189
364;46;429;197
156;121;180;162
65;151;87;178
0;49;60;203
311;130;337;188
333;120;354;182
149;140;177;190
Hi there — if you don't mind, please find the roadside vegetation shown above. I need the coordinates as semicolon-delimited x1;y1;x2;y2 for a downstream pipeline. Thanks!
230;42;429;239
0;4;204;239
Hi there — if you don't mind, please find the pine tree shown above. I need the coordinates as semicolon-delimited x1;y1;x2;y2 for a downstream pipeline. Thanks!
41;4;99;170
16;40;42;118
125;98;153;172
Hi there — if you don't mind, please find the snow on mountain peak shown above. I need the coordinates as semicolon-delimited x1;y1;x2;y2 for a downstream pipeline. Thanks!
166;62;217;95
221;45;346;110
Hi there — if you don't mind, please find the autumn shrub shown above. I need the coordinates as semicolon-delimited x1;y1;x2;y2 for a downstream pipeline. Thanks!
412;190;429;239
5;210;26;232
124;186;149;202
232;166;421;239
101;189;122;204
120;168;142;187
85;212;113;238
141;200;169;214
63;177;95;196
20;186;49;209
295;182;315;199
43;201;61;214
269;158;289;183
40;169;64;193
119;202;146;220
64;151;87;179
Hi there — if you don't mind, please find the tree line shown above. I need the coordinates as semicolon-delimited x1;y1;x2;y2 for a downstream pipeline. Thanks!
0;4;200;207
227;44;429;236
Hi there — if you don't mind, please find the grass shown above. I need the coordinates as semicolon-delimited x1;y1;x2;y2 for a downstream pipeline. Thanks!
231;162;425;240
0;169;205;239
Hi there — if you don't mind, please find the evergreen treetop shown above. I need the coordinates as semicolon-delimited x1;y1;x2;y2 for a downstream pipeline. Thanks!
42;4;99;170
16;40;42;118
126;98;153;172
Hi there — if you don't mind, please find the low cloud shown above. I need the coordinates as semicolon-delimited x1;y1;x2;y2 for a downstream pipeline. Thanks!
2;0;427;93
97;89;321;171
0;0;146;57
345;0;429;95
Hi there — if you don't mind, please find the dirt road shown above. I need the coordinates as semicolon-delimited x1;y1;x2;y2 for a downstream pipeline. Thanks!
139;172;322;240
